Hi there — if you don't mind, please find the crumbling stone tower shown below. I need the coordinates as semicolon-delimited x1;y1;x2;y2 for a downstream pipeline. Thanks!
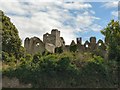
43;29;65;47
89;37;97;51
77;37;82;45
24;29;65;54
76;37;85;52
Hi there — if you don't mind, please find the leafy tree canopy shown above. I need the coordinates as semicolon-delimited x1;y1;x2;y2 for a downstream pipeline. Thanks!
101;20;120;61
0;10;24;60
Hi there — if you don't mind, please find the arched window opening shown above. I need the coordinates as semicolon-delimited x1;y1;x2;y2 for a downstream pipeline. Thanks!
98;43;101;46
36;42;40;46
86;44;88;48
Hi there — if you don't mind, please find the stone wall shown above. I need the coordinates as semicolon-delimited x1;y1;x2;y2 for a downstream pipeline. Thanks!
43;33;56;46
59;36;106;58
45;43;56;53
24;37;45;55
24;29;106;56
43;29;65;47
24;29;65;54
2;76;32;88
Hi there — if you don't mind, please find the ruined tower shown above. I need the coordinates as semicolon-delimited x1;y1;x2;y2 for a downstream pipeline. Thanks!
24;29;65;54
89;37;97;51
43;29;65;47
90;37;96;44
24;37;30;53
51;29;61;47
76;37;82;45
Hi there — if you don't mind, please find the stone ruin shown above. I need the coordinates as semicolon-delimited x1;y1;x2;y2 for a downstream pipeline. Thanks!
24;29;65;54
24;29;107;57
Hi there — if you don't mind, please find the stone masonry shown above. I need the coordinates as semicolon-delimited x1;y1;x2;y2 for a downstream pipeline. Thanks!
24;29;106;57
24;29;65;54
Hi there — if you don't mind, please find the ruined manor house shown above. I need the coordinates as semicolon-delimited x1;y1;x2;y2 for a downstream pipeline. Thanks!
24;29;106;56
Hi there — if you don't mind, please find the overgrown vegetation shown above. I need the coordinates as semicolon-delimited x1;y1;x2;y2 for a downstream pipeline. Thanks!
1;10;25;61
2;52;118;88
101;20;120;61
1;11;119;88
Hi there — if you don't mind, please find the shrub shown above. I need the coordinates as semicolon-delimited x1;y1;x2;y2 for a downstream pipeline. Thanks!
2;51;16;63
70;45;77;52
32;53;41;63
59;52;74;60
40;54;58;73
90;55;105;65
57;57;70;71
55;47;63;53
57;56;77;73
42;50;51;56
21;54;32;64
2;51;117;88
92;49;105;58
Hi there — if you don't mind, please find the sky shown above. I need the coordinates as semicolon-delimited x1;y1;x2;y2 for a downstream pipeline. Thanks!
0;0;119;45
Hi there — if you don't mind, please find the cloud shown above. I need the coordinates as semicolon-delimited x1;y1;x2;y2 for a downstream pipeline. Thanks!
102;1;118;8
90;24;102;32
111;11;118;17
102;2;118;19
63;2;92;10
0;1;101;45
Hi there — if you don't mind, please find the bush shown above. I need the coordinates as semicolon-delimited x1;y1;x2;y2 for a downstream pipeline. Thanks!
70;45;77;52
39;54;58;73
57;57;70;71
2;51;16;63
42;50;51;56
77;55;117;87
32;53;41;63
92;49;105;58
90;55;105;64
2;52;117;88
59;52;74;60
55;47;63;53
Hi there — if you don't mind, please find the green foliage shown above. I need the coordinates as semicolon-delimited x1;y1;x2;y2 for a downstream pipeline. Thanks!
32;53;41;63
80;55;105;74
78;55;116;87
101;20;120;61
70;45;77;52
1;13;118;88
3;52;117;88
57;57;71;71
59;52;74;60
93;48;104;58
2;51;16;62
42;50;51;56
25;54;32;61
1;11;24;60
21;54;32;64
55;47;63;53
92;55;104;64
40;54;58;73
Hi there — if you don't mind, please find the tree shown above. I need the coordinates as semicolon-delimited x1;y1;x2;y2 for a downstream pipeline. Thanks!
70;45;77;52
0;10;24;60
101;20;120;61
